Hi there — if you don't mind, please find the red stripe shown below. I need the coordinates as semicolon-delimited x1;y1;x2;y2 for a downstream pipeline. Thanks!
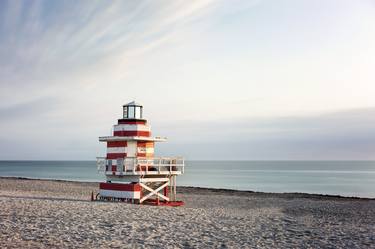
118;120;146;125
113;131;150;137
137;142;154;148
107;141;127;147
100;183;141;191
106;153;127;159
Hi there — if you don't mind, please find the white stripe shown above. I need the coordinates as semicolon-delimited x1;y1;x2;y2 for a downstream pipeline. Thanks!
99;189;140;199
106;147;127;153
113;124;151;132
107;159;135;167
137;147;154;153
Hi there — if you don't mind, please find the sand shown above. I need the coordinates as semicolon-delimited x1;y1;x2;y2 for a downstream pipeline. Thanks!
0;177;374;248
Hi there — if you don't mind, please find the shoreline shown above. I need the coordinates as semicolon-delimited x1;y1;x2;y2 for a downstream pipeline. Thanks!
1;176;373;201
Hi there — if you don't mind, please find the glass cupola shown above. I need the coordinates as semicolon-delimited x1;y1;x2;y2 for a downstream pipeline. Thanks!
123;101;143;119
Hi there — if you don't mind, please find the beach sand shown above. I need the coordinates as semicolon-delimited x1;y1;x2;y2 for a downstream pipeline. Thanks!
0;177;374;248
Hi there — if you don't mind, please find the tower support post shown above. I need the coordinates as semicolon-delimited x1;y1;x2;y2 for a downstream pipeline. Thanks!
139;180;170;203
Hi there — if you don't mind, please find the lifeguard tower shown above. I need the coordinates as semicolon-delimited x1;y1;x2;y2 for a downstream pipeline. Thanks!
96;101;184;206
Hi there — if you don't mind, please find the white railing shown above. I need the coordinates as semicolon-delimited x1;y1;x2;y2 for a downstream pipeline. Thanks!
96;156;184;175
97;157;106;172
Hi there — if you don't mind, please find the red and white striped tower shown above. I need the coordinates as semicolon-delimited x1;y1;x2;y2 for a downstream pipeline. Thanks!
96;101;184;206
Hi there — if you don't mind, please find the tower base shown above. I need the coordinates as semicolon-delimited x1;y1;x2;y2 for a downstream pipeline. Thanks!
96;179;182;206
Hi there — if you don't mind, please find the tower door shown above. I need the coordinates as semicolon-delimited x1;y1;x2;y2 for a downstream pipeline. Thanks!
127;141;137;157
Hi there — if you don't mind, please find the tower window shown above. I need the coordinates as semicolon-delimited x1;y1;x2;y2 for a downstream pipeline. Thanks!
123;101;143;119
128;106;135;118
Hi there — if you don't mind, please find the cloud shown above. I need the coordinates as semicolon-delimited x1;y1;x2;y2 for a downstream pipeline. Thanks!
0;0;223;159
156;108;375;160
0;0;374;160
0;97;60;121
0;0;218;106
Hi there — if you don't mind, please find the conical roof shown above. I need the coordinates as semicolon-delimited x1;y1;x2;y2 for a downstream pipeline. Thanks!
123;101;142;106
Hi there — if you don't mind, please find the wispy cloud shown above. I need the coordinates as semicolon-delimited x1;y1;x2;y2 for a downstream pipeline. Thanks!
0;0;217;105
0;0;374;160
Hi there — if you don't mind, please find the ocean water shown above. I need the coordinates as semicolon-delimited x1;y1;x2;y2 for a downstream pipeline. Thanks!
0;160;374;198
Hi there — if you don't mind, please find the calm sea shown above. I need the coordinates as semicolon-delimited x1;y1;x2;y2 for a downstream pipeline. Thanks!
0;160;374;198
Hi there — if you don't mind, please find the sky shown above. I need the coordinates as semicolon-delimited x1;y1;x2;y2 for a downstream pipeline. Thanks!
0;0;374;160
